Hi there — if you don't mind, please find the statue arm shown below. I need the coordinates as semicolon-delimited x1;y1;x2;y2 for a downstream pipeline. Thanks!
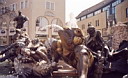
23;17;28;22
84;37;87;46
0;43;16;55
13;17;17;21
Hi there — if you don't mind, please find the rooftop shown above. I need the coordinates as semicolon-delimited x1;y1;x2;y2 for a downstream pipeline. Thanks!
76;0;115;19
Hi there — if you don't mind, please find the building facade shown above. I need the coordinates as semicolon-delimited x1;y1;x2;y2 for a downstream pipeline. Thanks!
0;0;65;46
76;0;128;40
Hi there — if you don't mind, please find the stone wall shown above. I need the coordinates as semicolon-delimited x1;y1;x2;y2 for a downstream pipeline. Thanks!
111;23;128;50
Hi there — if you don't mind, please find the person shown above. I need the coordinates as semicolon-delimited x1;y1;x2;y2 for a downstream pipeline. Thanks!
13;11;28;29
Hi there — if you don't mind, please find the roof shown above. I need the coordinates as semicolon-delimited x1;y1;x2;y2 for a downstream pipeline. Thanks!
76;0;115;19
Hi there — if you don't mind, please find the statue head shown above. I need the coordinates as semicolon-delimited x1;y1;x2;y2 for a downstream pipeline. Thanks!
97;30;101;37
87;26;96;37
31;38;39;45
18;11;22;15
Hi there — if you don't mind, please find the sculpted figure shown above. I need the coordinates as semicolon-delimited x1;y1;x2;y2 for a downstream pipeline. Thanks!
0;31;30;62
108;41;128;74
15;38;58;78
84;26;109;78
84;26;104;53
47;26;94;78
0;34;57;78
13;11;28;29
26;38;50;63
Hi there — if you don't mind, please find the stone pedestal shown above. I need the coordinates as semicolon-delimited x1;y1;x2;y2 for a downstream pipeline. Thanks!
53;60;78;77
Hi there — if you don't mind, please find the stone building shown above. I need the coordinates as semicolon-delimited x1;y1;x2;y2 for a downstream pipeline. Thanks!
76;0;128;41
0;0;65;46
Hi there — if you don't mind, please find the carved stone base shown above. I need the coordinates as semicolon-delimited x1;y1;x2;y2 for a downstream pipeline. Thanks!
52;60;78;77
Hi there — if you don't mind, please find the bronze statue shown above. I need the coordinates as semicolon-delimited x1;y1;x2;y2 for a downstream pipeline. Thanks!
0;34;58;78
84;25;109;78
45;26;94;78
13;11;28;29
84;26;104;53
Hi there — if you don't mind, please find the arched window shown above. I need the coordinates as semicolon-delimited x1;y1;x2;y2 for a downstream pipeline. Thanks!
36;17;49;27
51;18;63;26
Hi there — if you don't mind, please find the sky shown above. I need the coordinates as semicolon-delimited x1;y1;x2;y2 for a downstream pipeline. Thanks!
66;0;103;22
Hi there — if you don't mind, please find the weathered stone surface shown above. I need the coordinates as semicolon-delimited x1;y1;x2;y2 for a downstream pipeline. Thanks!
111;23;128;50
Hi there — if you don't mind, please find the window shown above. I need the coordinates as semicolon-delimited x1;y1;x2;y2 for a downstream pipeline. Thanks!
112;1;118;15
87;13;93;18
10;4;12;11
25;0;29;8
10;3;17;11
46;1;55;10
36;17;49;27
117;0;122;3
20;0;28;9
96;20;99;26
51;2;55;10
94;9;101;15
96;20;97;26
81;15;86;20
126;8;128;18
46;2;50;9
20;1;24;9
12;4;16;11
103;5;110;11
112;1;118;7
77;18;80;21
106;9;110;19
112;7;116;14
